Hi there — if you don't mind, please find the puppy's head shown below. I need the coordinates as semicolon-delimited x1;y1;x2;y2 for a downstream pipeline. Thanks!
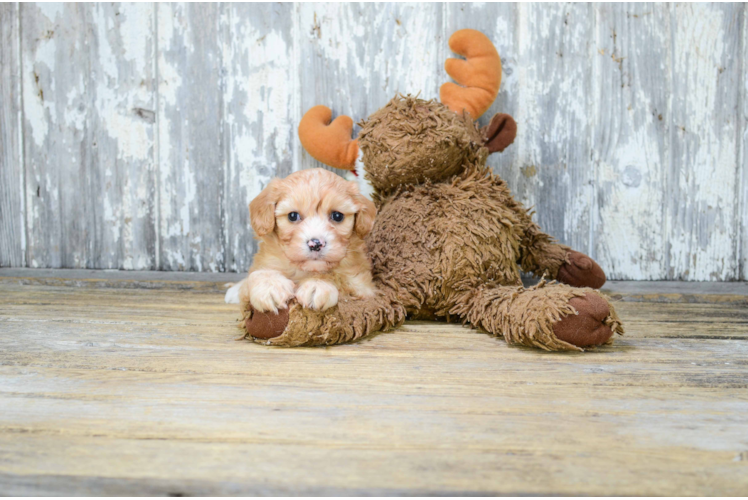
249;168;376;272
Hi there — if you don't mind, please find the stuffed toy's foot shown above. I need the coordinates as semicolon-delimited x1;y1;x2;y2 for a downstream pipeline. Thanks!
556;250;607;289
240;291;406;347
551;292;617;347
452;280;623;351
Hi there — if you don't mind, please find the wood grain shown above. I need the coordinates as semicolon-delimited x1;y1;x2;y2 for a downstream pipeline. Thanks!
20;4;157;270
221;3;295;272
21;3;85;268
741;7;748;281
0;3;24;267
0;280;747;495
592;4;670;280
668;4;742;280
86;4;158;271
514;3;595;255
156;3;224;272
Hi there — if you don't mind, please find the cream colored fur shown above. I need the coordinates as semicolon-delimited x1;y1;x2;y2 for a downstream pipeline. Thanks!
226;169;376;313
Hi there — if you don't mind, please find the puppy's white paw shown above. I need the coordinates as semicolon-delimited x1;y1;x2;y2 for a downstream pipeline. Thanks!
224;282;242;304
247;271;295;313
295;280;339;311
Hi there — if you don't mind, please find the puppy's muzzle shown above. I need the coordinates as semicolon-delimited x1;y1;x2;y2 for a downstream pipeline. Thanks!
307;238;325;252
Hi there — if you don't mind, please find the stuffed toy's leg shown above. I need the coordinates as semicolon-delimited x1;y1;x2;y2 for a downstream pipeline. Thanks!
240;287;406;347
451;280;623;351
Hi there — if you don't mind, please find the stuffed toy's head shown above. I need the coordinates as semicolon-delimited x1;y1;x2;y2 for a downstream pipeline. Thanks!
298;29;518;193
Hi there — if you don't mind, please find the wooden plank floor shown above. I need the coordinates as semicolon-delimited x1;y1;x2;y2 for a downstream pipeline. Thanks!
0;273;746;495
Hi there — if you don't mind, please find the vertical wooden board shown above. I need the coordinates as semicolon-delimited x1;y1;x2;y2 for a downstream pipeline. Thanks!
221;4;294;273
22;4;89;268
444;4;522;195
86;4;157;270
668;4;741;280
514;3;594;254
21;3;156;270
296;3;443;171
0;3;24;267
157;3;224;272
740;5;747;281
591;4;671;280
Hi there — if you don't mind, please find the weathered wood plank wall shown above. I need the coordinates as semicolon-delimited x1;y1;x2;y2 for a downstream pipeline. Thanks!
742;7;748;281
0;2;746;280
0;3;24;268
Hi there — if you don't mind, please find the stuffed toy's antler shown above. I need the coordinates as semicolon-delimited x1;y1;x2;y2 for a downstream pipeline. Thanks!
440;29;502;119
298;105;358;171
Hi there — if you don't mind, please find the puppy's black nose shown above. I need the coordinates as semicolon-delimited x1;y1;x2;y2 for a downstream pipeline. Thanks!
307;238;324;252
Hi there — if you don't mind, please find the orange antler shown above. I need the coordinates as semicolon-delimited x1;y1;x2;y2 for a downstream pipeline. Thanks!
298;106;358;171
440;29;502;119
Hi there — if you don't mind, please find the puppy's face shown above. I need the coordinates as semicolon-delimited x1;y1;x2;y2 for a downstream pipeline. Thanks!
249;169;376;273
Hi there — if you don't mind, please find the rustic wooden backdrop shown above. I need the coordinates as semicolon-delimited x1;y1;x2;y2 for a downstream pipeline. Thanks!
1;3;746;280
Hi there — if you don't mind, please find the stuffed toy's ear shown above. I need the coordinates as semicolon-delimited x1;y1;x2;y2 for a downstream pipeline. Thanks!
440;29;502;119
298;106;359;171
482;113;517;153
249;179;281;237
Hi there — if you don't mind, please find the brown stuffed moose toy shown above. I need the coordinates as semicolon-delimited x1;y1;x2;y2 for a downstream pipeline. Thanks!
240;29;623;351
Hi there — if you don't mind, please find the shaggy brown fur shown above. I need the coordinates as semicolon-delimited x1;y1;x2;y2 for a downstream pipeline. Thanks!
242;95;623;351
452;280;622;351
359;96;485;194
241;291;406;347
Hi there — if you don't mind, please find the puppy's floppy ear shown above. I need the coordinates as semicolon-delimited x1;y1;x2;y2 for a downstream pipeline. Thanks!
249;179;281;237
348;183;377;237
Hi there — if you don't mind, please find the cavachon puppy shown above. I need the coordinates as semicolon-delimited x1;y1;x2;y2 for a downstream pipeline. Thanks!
226;168;377;313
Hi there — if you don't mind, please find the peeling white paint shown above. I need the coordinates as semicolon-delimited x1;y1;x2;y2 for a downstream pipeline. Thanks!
156;3;185;269
591;4;670;280
668;4;741;280
222;5;295;271
6;2;747;279
118;6;151;72
36;3;62;23
740;10;748;280
515;3;594;255
23;36;55;147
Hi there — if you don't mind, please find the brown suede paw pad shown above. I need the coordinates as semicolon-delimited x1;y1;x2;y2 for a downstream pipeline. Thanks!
557;250;606;289
552;292;613;348
244;307;289;340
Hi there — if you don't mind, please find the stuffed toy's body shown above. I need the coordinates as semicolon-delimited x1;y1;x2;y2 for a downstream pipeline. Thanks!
241;29;623;351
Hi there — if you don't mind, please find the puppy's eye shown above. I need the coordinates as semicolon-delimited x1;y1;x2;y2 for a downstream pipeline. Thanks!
288;212;300;222
331;211;344;223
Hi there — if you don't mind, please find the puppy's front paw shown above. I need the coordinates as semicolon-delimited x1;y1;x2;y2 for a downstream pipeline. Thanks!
247;271;295;313
295;280;339;311
224;281;243;304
